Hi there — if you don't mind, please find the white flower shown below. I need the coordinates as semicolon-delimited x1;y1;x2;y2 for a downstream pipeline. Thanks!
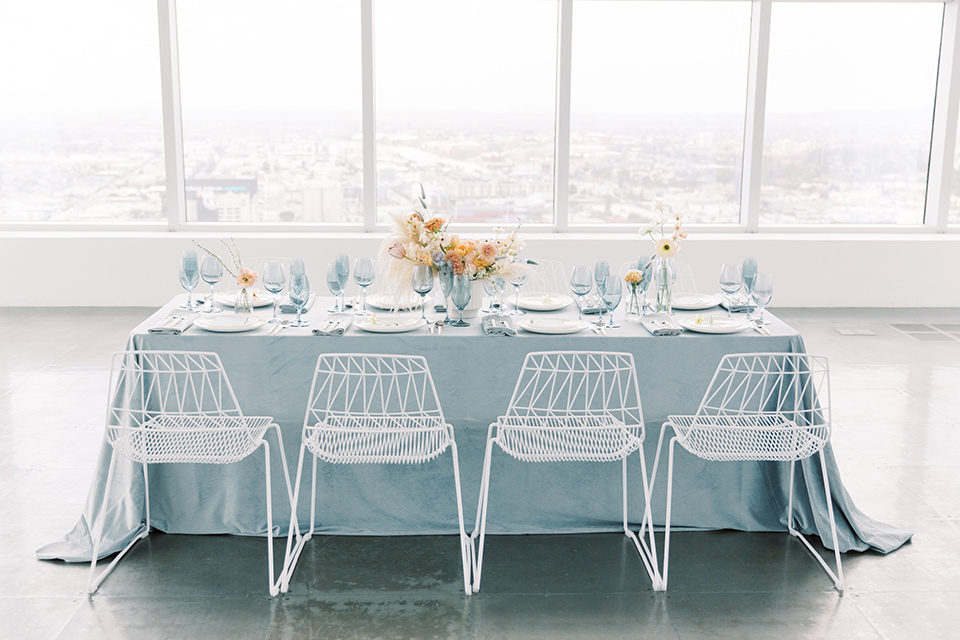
656;237;680;257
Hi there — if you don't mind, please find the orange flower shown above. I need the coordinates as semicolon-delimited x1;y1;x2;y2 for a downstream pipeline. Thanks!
479;242;497;260
424;217;445;233
236;267;258;289
624;269;643;284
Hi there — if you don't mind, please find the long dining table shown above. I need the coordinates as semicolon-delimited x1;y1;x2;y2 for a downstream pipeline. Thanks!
38;294;912;563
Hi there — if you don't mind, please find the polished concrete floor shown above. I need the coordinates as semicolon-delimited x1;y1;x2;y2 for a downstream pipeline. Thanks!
1;307;958;639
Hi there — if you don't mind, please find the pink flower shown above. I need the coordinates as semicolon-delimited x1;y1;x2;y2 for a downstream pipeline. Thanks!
236;267;258;289
388;242;407;260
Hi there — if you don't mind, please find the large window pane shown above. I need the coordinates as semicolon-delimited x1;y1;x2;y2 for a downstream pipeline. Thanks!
178;0;362;224
762;3;941;225
375;0;557;225
569;1;751;225
0;1;164;222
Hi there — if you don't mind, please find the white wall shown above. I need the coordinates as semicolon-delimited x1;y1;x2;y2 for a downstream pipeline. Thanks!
2;232;958;307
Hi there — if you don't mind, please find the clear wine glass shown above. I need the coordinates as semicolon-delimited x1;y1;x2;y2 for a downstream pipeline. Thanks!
326;262;344;312
438;262;455;324
637;255;653;316
288;273;311;327
450;273;473;327
600;275;622;328
719;263;742;318
742;256;758;319
481;279;498;315
199;254;223;314
290;258;306;276
569;265;592;321
179;250;200;311
509;272;527;316
262;261;286;324
752;272;773;326
412;264;434;324
335;253;350;311
594;260;610;325
353;258;375;316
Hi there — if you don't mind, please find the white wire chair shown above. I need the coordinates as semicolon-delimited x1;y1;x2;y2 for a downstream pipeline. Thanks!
88;351;294;596
470;351;661;592
525;259;568;295
281;354;471;595
650;352;843;591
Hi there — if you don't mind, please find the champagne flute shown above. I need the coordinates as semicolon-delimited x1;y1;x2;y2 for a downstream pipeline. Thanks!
412;264;434;324
510;272;527;316
570;265;592;321
335;253;350;311
199;254;223;314
288;272;311;327
638;255;653;316
594;260;610;325
179;250;200;311
326;263;344;312
752;272;773;326
262;261;286;324
742;256;758;319
438;262;455;324
450;273;473;327
600;275;622;328
353;258;375;316
719;263;742;318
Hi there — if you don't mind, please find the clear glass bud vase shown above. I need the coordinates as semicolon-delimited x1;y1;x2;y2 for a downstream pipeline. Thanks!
654;257;675;315
625;285;643;322
235;288;254;314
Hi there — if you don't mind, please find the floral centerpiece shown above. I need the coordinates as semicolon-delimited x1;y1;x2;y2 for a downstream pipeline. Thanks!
194;238;259;314
378;186;531;301
640;200;687;314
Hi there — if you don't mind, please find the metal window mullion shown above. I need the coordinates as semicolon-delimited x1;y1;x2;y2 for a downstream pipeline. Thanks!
739;0;772;232
361;0;377;231
554;0;573;232
926;1;960;232
157;0;186;231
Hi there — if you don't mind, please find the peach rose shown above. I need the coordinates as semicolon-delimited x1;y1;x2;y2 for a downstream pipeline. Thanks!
624;269;643;284
424;217;445;233
236;267;258;289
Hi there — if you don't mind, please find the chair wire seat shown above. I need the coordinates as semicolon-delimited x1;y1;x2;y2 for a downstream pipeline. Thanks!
108;414;273;465
667;413;828;463
304;415;451;464
495;414;643;463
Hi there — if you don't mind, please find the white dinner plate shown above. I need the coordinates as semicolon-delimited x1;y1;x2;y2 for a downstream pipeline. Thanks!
678;316;753;334
365;292;423;311
517;318;590;335
213;290;277;309
671;293;724;311
516;292;574;312
194;315;267;333
354;315;424;333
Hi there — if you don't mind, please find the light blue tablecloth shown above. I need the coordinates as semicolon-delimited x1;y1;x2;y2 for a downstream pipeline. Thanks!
38;297;912;562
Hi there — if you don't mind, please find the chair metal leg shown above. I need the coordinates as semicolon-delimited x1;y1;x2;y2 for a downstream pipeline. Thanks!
622;450;662;589
281;443;311;593
471;436;497;593
449;440;472;595
789;451;844;591
88;451;149;594
639;422;671;558
659;437;678;591
262;440;280;596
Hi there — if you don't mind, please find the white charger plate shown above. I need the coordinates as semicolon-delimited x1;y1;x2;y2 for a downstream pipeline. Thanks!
516;292;574;312
671;293;724;311
194;315;267;333
365;292;423;311
678;316;753;334
213;291;277;308
355;315;424;333
517;318;590;335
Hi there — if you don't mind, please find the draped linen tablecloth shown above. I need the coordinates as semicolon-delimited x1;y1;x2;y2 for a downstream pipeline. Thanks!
39;296;912;562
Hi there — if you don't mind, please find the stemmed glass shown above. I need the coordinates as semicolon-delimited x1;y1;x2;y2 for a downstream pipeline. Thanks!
353;258;375;316
570;266;592;321
288;272;311;327
637;255;653;316
179;250;200;311
742;257;758;319
199;254;223;313
600;275;622;328
326;263;344;312
437;262;455;324
412;264;434;324
481;279;498;315
719;263;742;318
509;273;527;316
594;260;610;325
334;254;350;312
450;273;473;327
752;273;773;326
262;262;286;324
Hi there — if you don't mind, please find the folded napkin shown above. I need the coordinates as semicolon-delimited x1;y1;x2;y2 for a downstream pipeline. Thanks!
434;294;447;312
280;292;316;314
720;296;756;313
641;317;682;336
148;313;197;335
312;315;353;336
482;315;517;337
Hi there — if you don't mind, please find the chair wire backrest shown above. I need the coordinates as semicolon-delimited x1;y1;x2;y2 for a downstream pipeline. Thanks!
504;352;644;428
105;351;253;464
526;259;568;295
306;354;445;427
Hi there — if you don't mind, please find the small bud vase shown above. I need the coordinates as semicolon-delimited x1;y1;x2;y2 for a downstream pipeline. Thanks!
625;285;643;323
236;288;254;315
654;257;675;315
